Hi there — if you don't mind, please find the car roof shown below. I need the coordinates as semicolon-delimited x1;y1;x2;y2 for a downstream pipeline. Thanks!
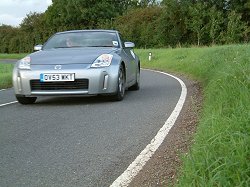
56;30;118;35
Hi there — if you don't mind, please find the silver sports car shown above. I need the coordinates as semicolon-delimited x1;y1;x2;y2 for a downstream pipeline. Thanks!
13;30;140;104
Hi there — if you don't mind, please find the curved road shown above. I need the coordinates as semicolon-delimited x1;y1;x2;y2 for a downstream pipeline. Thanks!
0;70;182;187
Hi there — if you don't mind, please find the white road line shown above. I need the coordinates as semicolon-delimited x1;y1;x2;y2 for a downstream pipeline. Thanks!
110;69;187;187
0;101;18;107
0;89;7;91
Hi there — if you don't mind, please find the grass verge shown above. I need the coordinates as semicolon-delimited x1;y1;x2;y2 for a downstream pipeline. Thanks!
0;53;27;88
0;64;14;89
135;44;250;186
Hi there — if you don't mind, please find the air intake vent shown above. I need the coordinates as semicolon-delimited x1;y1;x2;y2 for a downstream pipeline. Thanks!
30;79;89;91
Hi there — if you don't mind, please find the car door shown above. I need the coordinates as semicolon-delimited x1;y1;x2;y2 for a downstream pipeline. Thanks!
119;34;136;85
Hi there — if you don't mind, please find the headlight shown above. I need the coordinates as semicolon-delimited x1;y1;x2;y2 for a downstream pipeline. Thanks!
91;54;113;68
18;56;31;70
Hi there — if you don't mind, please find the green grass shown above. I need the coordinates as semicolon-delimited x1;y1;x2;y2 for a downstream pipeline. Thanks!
0;53;27;88
0;53;27;59
135;45;250;186
0;64;14;89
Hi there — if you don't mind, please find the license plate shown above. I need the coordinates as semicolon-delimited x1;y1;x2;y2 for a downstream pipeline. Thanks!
40;73;75;82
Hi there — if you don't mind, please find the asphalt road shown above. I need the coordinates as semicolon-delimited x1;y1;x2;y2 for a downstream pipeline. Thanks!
0;59;18;64
0;70;182;187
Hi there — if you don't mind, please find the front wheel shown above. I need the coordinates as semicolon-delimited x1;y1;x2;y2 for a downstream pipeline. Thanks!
112;65;125;101
16;95;37;105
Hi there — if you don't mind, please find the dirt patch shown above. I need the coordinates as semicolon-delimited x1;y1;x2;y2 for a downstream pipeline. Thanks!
129;77;203;187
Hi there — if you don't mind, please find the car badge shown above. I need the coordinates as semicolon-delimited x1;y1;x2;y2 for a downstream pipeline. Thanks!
54;65;62;70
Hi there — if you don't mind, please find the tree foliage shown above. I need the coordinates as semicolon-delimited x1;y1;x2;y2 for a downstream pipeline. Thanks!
0;0;249;53
114;6;162;48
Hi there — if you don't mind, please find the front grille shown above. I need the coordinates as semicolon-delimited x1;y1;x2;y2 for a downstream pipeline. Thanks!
30;79;89;91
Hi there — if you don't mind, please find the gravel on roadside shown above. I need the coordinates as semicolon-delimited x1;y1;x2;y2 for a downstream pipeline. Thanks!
129;76;203;187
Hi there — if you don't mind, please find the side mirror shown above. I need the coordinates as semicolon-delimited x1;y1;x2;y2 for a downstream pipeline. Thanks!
34;44;43;51
124;42;135;48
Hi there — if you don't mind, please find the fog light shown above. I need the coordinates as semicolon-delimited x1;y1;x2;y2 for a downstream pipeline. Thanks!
103;75;108;90
17;77;22;91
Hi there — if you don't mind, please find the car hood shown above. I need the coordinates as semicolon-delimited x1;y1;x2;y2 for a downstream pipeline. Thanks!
29;48;118;65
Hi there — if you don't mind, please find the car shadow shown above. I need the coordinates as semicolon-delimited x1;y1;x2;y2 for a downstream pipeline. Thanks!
34;95;116;106
28;85;156;106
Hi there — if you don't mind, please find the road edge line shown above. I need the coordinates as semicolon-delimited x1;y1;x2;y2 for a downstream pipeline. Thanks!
0;101;18;107
110;69;187;187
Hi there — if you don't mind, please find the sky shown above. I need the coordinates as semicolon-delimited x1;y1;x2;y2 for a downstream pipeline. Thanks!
0;0;52;27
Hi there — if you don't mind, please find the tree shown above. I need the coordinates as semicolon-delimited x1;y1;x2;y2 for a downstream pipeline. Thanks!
1;0;250;53
45;0;149;31
20;12;48;52
0;25;16;53
158;0;189;46
114;6;162;48
185;2;208;46
207;6;224;45
223;11;247;44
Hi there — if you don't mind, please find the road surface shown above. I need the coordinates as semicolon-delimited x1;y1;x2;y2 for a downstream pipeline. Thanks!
0;70;182;187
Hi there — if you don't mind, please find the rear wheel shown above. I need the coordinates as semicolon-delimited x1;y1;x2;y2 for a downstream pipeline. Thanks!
129;66;140;91
112;65;125;101
16;95;37;105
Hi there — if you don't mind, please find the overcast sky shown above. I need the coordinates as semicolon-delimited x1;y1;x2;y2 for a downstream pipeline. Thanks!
0;0;52;27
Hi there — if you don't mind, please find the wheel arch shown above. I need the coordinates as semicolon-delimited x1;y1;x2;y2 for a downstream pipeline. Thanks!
138;60;140;72
120;61;126;81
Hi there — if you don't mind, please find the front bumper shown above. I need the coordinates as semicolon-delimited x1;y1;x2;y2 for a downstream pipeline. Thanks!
13;64;119;97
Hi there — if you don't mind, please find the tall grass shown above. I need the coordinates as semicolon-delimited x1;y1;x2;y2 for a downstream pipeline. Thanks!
0;64;13;89
136;44;250;186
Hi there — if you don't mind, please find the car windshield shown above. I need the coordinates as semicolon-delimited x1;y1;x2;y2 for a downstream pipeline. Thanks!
43;31;120;50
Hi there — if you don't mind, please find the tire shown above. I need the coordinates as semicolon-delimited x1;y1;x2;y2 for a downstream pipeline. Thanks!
112;65;125;101
16;95;37;105
129;66;140;91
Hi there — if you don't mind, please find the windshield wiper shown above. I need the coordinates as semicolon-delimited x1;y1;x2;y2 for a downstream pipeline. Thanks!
53;46;70;49
53;46;85;49
86;46;114;47
52;46;114;49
